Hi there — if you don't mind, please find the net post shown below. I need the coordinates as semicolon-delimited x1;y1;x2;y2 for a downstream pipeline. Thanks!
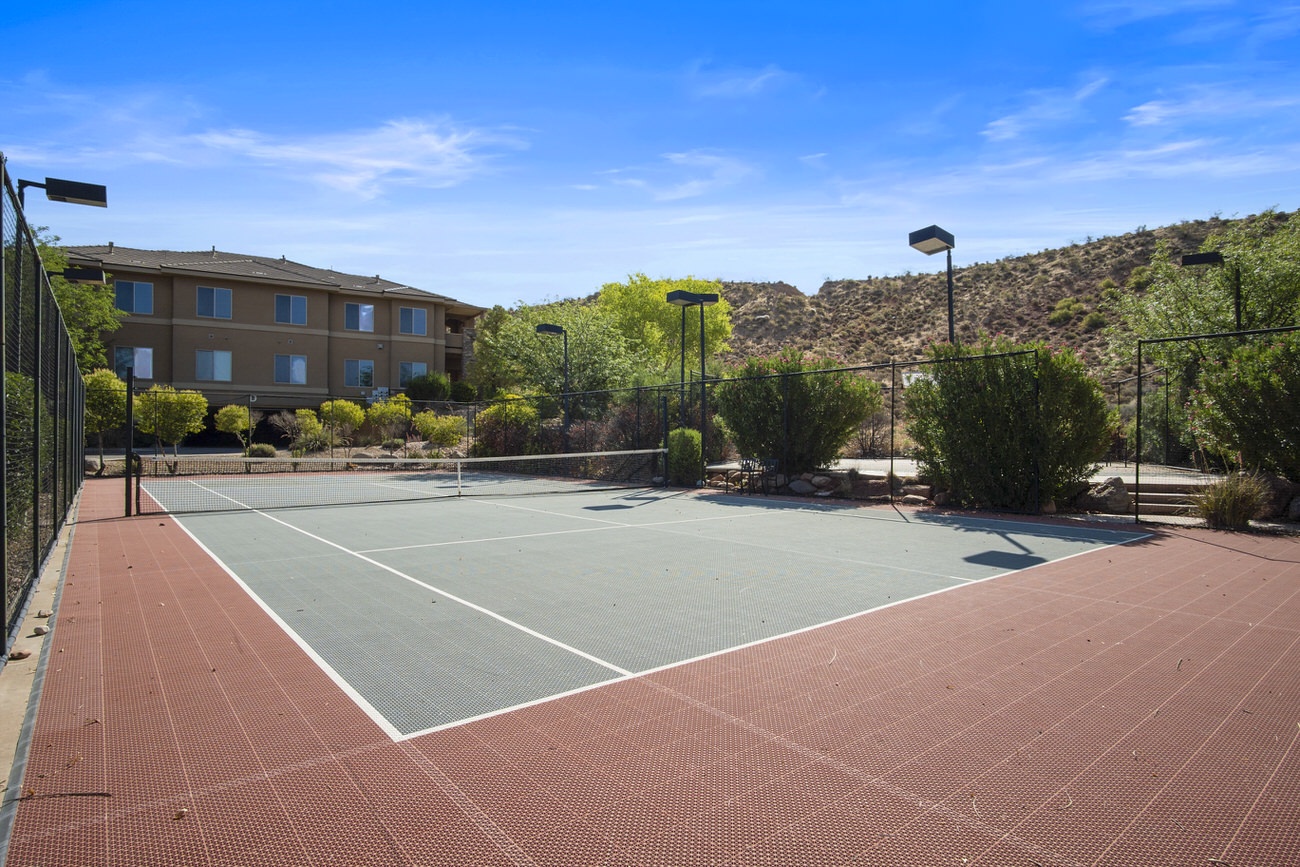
125;368;134;516
456;459;463;497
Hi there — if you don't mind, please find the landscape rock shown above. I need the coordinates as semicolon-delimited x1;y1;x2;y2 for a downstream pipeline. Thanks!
1075;477;1131;514
901;484;934;498
900;494;929;506
788;479;817;496
1258;474;1299;520
1288;495;1300;522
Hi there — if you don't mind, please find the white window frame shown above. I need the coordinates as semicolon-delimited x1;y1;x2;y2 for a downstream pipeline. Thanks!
114;346;153;379
399;361;428;387
197;285;232;319
195;349;233;382
115;280;153;315
345;359;375;388
274;354;308;385
275;294;308;325
399;307;427;336
345;302;375;332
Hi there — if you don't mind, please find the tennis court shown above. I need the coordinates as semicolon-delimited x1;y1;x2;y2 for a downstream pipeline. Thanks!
4;475;1298;866
154;480;1141;738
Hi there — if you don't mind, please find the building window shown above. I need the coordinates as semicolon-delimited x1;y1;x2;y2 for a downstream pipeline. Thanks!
275;294;307;325
399;361;428;387
345;302;375;332
196;349;233;382
399;307;427;336
345;359;374;388
197;285;232;319
114;280;153;314
114;346;153;379
274;354;307;385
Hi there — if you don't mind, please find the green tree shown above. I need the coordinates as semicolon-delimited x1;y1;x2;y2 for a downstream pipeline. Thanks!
214;403;262;453
597;274;732;375
319;399;365;452
135;385;208;462
1188;333;1300;478
468;301;644;400
38;233;124;371
713;349;882;474
84;368;127;472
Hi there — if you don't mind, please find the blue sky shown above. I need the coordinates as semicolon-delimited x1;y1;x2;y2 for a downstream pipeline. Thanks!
5;0;1299;308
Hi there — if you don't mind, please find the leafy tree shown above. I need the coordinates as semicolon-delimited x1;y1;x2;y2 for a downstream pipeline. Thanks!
84;368;127;472
38;232;124;371
319;399;365;452
214;403;263;453
1188;333;1300;478
713;349;882;474
366;393;413;450
597;274;732;375
135;385;208;462
469;301;644;400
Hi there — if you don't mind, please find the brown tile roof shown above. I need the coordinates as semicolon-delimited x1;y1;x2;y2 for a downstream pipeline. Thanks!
63;244;483;312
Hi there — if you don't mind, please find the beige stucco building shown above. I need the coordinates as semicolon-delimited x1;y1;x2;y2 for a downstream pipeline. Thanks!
66;245;482;410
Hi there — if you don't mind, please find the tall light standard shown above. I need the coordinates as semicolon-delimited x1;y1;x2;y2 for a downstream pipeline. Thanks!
535;323;569;440
1180;251;1242;331
909;225;956;344
4;168;107;629
666;290;719;484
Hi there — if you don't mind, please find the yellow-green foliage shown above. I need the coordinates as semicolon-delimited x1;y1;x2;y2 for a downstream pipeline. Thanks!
412;410;467;450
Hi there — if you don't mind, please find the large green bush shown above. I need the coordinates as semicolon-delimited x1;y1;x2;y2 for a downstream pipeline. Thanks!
906;340;1114;511
712;349;882;474
1188;333;1300;479
406;371;451;402
667;427;702;486
471;396;541;457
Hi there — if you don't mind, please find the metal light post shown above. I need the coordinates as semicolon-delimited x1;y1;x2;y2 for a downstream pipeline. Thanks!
666;290;718;484
1180;251;1241;331
4;169;107;627
909;225;957;344
535;323;569;440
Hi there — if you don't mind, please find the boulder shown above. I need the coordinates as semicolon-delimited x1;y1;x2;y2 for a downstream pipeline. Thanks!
1288;495;1300;523
900;494;929;506
1258;474;1300;520
901;484;934;498
1075;477;1131;514
788;478;817;496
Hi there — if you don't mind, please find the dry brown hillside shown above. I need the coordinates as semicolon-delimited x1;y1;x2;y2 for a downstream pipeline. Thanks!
720;211;1291;370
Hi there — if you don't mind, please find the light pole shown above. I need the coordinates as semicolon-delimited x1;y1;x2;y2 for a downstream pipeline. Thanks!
1180;251;1241;331
535;323;569;441
4;168;107;630
666;290;719;484
909;224;957;344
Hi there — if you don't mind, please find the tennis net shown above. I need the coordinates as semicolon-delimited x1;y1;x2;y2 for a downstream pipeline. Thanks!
133;448;667;515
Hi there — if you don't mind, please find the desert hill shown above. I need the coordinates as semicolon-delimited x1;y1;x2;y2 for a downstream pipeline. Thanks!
719;211;1291;372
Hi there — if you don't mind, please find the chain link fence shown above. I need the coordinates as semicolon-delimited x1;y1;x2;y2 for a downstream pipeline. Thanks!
2;156;86;653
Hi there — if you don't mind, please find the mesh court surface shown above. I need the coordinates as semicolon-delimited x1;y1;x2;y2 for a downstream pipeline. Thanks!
3;479;1298;866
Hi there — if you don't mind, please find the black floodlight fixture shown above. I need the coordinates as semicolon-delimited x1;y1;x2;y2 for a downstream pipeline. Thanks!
535;323;565;336
535;323;570;435
665;289;701;306
908;224;955;256
909;224;957;343
1180;251;1224;267
18;176;108;208
57;266;108;284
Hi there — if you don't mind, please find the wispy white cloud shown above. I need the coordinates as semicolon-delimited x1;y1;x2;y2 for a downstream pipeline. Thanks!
982;76;1110;141
686;62;801;99
191;120;525;196
1125;85;1300;127
606;150;756;200
1077;0;1235;28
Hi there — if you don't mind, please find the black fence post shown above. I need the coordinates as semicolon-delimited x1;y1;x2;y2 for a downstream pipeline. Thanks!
125;368;135;516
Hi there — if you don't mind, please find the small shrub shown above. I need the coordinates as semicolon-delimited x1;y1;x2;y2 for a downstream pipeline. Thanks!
450;380;477;402
667;428;702;486
1082;311;1107;331
1195;473;1268;530
405;371;451;402
246;443;277;458
472;397;540;457
412;411;466;452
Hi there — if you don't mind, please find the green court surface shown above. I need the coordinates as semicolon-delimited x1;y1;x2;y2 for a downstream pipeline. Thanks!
168;489;1146;739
